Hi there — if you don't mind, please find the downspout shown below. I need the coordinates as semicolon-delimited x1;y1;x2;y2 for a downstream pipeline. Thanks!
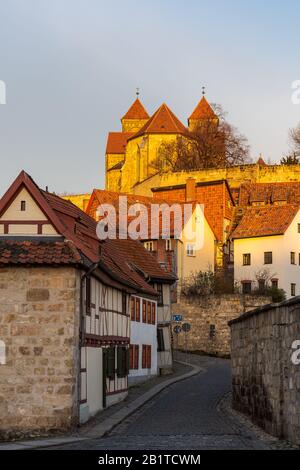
77;262;99;425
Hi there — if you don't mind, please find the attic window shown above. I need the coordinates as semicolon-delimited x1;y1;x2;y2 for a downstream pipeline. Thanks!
20;200;26;211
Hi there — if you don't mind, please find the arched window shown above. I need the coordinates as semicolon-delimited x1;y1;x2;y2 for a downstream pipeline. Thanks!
0;340;6;365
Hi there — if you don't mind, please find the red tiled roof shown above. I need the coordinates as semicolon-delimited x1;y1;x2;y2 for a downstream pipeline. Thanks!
189;96;217;120
106;132;133;154
103;239;175;283
257;157;267;166
86;188;192;239
0;171;172;296
238;182;300;207
0;240;82;265
121;98;150;120
129;103;187;139
231;204;299;239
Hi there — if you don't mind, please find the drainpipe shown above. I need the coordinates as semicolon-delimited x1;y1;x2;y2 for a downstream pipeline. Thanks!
77;262;99;426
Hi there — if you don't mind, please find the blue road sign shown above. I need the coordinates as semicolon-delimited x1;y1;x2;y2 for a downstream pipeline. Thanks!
172;314;183;322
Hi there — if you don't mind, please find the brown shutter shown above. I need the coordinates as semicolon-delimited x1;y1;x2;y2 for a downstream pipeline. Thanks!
151;303;156;324
135;298;140;322
130;297;135;321
142;300;146;323
147;345;152;369
142;345;146;368
147;302;151;324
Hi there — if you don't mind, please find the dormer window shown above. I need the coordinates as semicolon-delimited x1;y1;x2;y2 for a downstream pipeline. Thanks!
20;200;26;211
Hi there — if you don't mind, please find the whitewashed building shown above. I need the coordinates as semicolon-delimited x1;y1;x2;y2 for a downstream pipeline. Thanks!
232;204;300;299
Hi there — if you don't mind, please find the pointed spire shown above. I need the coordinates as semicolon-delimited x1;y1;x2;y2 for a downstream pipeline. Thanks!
189;96;217;121
121;97;149;120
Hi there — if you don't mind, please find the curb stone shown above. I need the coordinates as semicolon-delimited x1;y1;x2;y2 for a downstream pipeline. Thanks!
0;360;202;450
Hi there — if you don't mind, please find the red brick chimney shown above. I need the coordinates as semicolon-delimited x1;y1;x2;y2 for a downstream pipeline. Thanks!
185;178;196;201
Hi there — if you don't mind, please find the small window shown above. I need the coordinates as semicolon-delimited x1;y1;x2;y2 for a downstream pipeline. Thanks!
129;344;139;370
209;324;216;339
130;297;135;321
144;241;154;252
157;284;163;306
243;253;251;266
147;302;152;324
242;281;252;294
264;252;273;264
291;283;296;297
186;244;195;257
151;303;156;325
142;345;151;369
165;239;172;251
271;279;278;289
290;252;296;265
20;200;26;211
298;223;300;233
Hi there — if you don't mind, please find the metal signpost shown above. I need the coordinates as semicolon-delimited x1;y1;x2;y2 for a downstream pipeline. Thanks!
181;322;191;363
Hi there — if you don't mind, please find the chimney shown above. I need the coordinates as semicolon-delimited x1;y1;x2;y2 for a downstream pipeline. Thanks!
185;178;196;201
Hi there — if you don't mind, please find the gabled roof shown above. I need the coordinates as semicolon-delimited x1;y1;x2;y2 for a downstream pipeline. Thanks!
129;103;187;139
106;132;133;154
231;204;299;239
0;171;166;296
121;98;149;120
257;157;267;166
189;96;217;120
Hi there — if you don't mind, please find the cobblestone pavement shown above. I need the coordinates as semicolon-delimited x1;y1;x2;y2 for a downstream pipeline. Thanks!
46;353;288;450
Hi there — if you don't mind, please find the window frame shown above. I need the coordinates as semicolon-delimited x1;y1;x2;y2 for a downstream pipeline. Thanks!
290;252;296;265
243;253;251;266
291;283;296;297
264;251;273;265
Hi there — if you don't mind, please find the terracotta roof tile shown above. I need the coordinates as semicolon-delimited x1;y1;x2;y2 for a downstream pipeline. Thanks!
106;132;133;154
121;98;149;120
238;183;300;207
231;204;299;239
189;96;217;120
130;103;187;139
0;240;82;265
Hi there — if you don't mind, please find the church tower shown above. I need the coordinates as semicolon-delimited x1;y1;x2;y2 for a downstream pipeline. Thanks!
121;97;149;132
188;95;219;131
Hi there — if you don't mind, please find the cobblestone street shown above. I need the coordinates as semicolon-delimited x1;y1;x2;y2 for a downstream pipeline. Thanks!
46;354;281;450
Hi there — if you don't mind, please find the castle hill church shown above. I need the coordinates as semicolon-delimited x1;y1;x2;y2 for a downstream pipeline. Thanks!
105;95;219;193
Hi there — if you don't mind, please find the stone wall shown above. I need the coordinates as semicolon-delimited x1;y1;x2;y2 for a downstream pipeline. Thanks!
0;266;80;440
229;297;300;445
172;294;270;357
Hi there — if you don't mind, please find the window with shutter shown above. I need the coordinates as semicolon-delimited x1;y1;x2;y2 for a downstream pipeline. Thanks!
107;347;115;380
135;298;141;322
157;284;163;306
147;302;151;324
142;345;146;368
142;300;146;323
147;345;152;368
130;297;135;321
151;303;156;324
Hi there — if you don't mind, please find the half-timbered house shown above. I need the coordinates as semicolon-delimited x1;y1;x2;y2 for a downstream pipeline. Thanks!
0;171;162;438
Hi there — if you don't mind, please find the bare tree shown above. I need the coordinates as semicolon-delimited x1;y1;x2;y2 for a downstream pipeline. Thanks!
152;105;251;173
289;123;300;157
